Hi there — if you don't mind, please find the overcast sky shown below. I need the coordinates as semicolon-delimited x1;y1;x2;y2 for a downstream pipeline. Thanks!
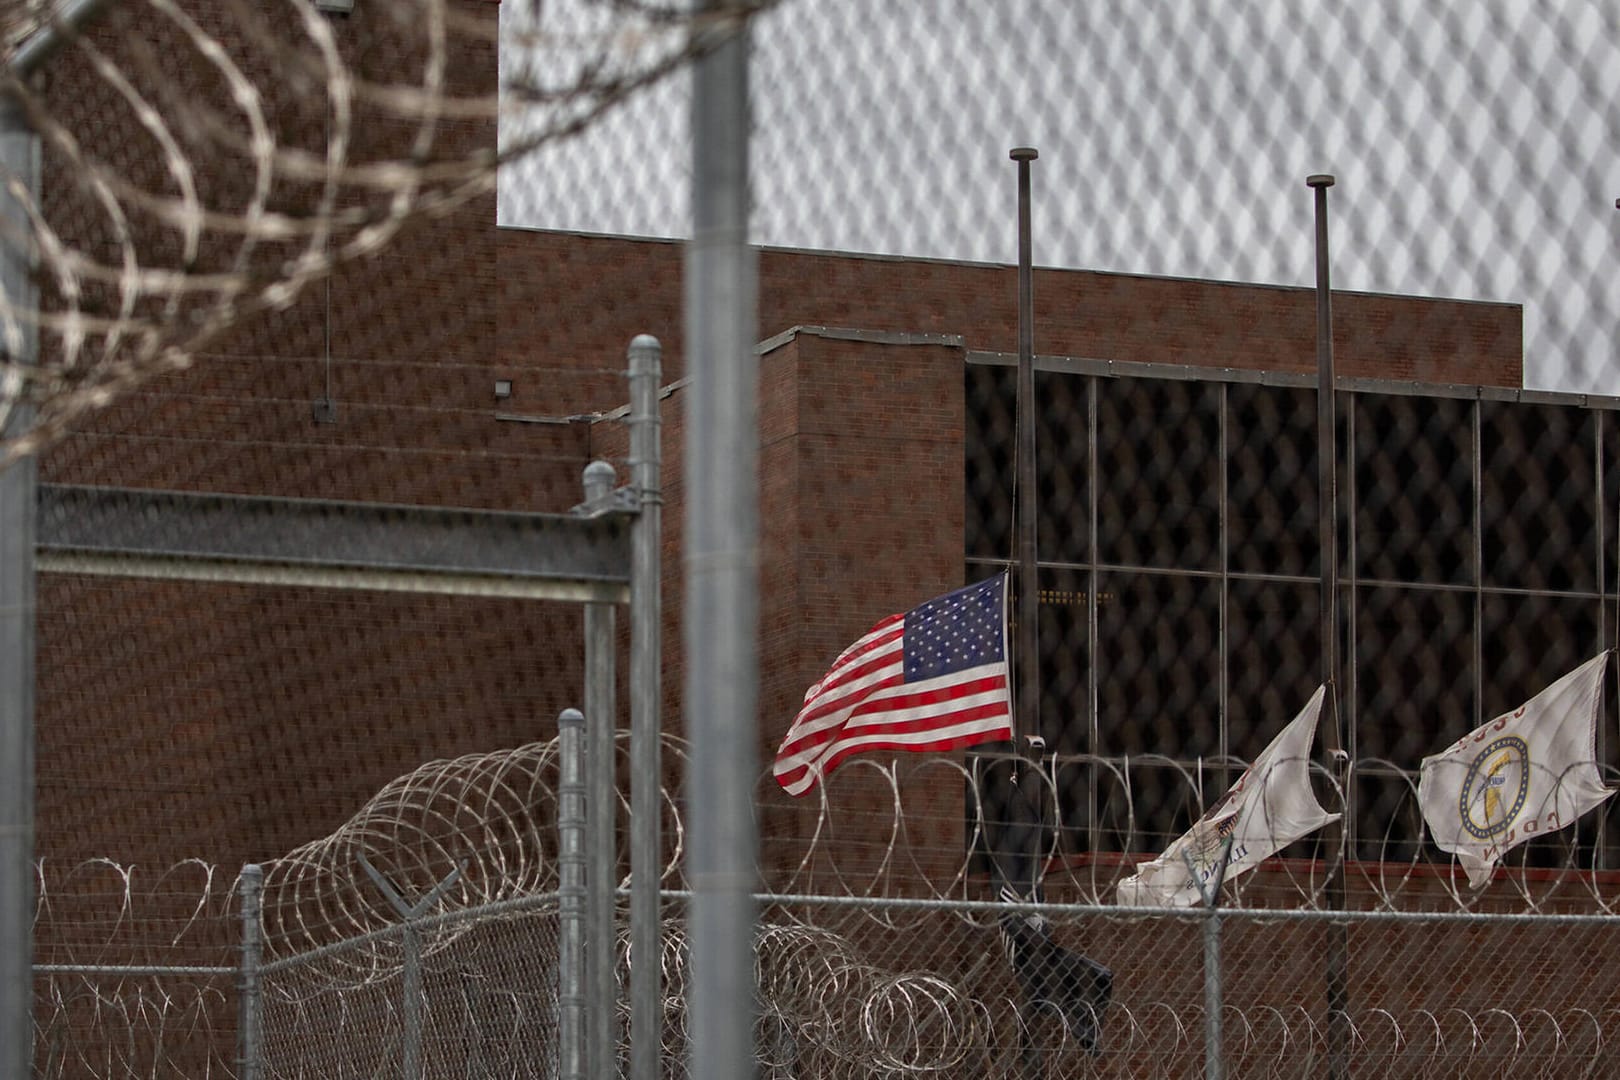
500;1;1620;394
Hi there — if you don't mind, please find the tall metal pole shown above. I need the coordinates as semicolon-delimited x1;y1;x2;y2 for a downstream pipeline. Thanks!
0;93;40;1080
1308;172;1350;1080
685;3;758;1079
581;459;617;1080
6;13;111;1074
628;333;663;1080
1010;145;1046;1080
1011;147;1040;762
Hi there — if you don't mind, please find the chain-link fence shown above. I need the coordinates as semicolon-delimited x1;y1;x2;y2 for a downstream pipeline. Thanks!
31;738;1620;1078
9;0;1620;1078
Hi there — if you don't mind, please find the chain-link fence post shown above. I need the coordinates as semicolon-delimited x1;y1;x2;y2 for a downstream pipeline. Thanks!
630;333;664;1080
358;852;463;1079
1202;904;1223;1080
558;707;587;1080
685;4;759;1079
581;461;619;1080
1190;839;1235;1080
0;88;39;1080
237;864;264;1080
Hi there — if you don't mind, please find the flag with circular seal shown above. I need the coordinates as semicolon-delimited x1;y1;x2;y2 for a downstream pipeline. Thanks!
1418;652;1612;889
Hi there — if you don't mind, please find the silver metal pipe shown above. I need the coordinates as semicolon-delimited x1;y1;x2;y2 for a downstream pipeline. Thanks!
628;334;662;1080
0;93;39;1080
684;6;759;1079
236;864;264;1080
1195;840;1235;1080
582;461;619;1080
558;707;587;1080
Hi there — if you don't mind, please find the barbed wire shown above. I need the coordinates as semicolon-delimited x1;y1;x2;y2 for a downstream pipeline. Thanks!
30;734;1620;1076
0;0;774;466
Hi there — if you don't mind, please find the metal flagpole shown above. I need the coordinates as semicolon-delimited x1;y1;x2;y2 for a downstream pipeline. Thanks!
1009;145;1047;1080
1011;146;1040;773
1308;172;1351;1080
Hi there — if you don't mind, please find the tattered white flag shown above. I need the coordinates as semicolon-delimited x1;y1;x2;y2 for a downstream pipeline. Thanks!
1418;652;1612;889
1117;686;1339;908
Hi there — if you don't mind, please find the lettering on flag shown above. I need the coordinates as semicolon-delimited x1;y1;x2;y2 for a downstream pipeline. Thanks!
773;574;1013;797
1418;652;1612;889
1116;686;1339;908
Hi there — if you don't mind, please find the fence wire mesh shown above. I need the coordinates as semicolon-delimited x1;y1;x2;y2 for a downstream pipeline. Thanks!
8;0;1620;1078
30;739;1620;1078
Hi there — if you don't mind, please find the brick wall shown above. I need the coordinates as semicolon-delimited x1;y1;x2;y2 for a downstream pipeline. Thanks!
30;0;600;873
503;227;1523;420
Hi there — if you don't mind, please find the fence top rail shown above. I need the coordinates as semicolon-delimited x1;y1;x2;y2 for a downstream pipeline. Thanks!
35;483;633;599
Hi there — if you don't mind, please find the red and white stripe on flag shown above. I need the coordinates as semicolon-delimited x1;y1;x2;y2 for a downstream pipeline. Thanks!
773;573;1014;797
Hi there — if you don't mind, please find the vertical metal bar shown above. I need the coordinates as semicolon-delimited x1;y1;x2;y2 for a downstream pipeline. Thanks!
1201;903;1225;1079
627;334;662;1080
1087;374;1100;853
1009;143;1044;1080
1308;173;1344;767
1472;398;1484;733
1193;837;1235;1080
1218;382;1230;792
685;5;758;1080
1011;147;1039;762
1345;398;1358;773
1596;414;1608;867
7;16;114;1072
402;922;421;1079
237;864;264;1080
558;707;587;1080
1308;172;1349;1080
0;94;39;1080
358;855;463;1080
582;461;618;1078
1598;415;1607;655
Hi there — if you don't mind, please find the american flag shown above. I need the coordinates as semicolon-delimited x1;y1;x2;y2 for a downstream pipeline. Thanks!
773;573;1013;797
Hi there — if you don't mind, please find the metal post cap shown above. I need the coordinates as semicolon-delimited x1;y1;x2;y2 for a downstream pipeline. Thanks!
1010;147;1038;161
1307;174;1336;188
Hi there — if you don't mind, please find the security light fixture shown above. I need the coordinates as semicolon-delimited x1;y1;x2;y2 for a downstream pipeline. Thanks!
494;379;513;400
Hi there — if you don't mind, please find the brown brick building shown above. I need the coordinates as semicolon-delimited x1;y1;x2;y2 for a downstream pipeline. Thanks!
25;0;1549;884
